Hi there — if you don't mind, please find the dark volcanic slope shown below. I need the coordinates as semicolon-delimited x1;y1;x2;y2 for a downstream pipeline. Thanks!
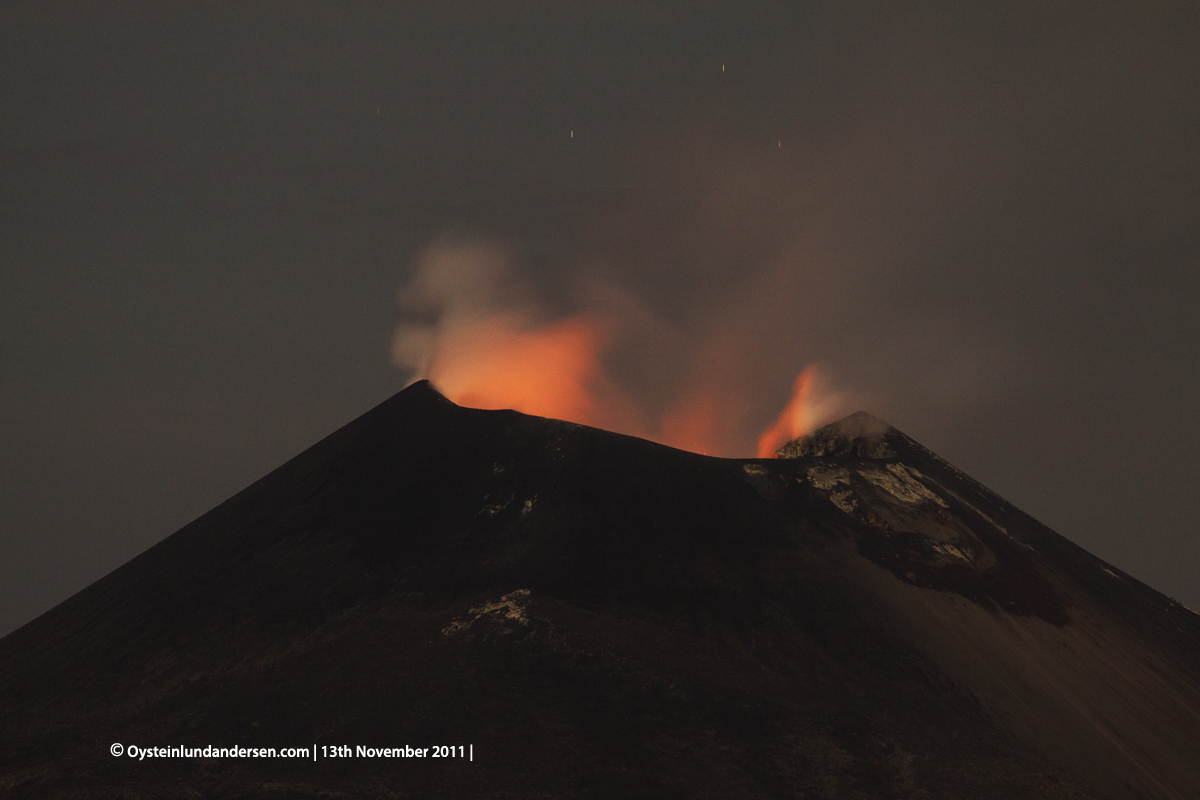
2;384;1198;799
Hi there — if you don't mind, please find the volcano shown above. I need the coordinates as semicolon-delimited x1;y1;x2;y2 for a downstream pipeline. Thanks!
2;382;1198;799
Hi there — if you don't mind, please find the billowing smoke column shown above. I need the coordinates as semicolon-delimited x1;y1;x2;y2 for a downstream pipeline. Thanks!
391;237;840;457
391;100;1016;458
390;240;617;429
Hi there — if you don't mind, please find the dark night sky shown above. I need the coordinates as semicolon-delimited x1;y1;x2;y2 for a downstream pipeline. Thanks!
2;2;1198;637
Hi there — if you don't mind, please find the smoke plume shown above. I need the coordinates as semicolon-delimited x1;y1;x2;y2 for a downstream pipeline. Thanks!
390;112;1014;457
391;219;848;457
389;11;1068;456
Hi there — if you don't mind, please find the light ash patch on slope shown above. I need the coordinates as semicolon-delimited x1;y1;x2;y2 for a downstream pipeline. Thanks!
480;492;514;516
805;463;951;516
828;490;857;514
804;465;857;514
807;465;851;491
803;462;993;569
931;542;971;561
742;463;784;499
859;464;949;508
441;590;532;639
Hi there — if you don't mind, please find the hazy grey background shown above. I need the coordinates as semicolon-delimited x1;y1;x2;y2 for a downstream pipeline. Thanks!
2;2;1198;637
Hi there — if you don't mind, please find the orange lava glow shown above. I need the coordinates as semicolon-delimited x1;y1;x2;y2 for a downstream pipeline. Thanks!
659;394;722;456
398;237;835;456
755;365;822;458
427;326;830;458
428;317;608;425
